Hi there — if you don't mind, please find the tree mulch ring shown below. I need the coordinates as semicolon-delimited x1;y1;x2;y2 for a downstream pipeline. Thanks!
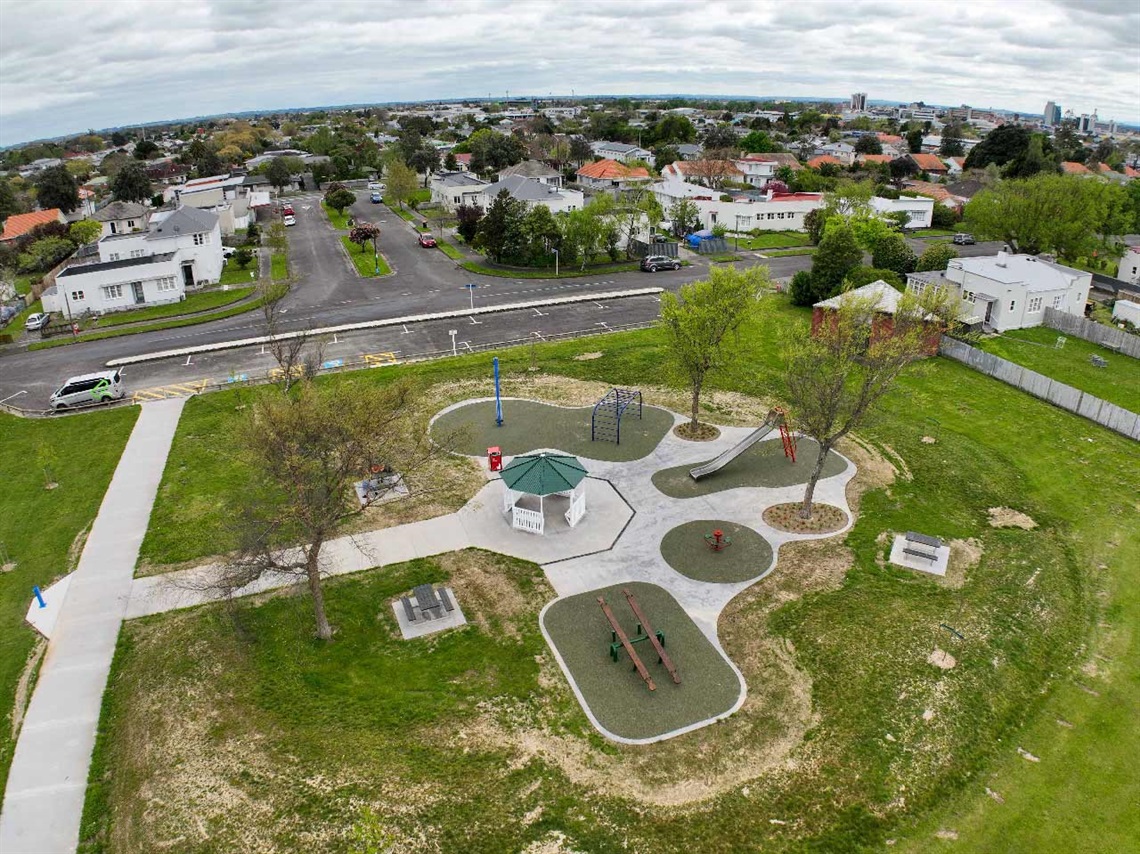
673;421;721;442
763;502;848;534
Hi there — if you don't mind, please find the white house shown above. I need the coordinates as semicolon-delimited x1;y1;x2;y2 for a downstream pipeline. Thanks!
906;251;1092;332
870;195;935;229
98;206;224;285
430;172;490;211
497;160;563;188
817;142;856;165
652;180;824;232
478;175;584;214
92;201;150;238
1117;246;1140;284
589;141;652;163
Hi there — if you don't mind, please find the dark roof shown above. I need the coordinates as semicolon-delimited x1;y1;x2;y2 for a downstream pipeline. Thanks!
498;160;560;180
57;252;176;278
146;206;218;240
92;201;148;222
481;174;567;202
500;453;587;496
945;179;986;199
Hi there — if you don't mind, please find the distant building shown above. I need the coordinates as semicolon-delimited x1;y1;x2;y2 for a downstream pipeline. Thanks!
850;92;868;112
1043;101;1061;126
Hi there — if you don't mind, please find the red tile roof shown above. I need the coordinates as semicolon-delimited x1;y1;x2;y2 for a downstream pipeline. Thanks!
902;181;953;202
1096;162;1113;173
1061;161;1091;174
738;152;802;168
577;158;651;180
668;159;743;179
858;154;892;164
1125;165;1139;178
0;208;64;242
909;153;948;172
454;153;472;164
948;157;965;167
877;133;904;144
806;155;842;169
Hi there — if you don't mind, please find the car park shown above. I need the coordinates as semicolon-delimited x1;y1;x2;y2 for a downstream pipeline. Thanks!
417;233;437;248
49;369;126;410
24;312;51;331
639;255;681;272
953;233;976;245
283;214;296;226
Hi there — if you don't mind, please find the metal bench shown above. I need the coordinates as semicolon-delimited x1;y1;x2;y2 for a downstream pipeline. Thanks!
438;587;454;612
903;547;938;563
401;596;417;623
903;531;942;563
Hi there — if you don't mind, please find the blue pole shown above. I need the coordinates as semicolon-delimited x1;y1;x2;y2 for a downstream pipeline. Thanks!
33;586;45;609
493;357;503;426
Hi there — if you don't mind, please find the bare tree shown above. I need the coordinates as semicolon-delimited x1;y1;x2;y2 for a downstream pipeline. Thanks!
784;287;954;518
260;286;309;391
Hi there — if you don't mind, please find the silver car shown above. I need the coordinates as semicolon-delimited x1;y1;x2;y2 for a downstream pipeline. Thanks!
24;312;50;331
49;369;125;410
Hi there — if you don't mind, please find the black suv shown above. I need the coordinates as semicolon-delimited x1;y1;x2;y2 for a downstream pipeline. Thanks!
640;255;681;272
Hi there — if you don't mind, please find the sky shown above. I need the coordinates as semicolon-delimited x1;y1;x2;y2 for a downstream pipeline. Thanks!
1;0;1138;147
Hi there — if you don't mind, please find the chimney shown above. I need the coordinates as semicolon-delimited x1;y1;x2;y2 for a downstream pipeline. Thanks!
996;249;1007;268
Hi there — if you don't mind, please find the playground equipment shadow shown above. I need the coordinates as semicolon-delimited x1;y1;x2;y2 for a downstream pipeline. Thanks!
431;398;675;462
652;436;847;498
541;581;742;742
659;520;775;583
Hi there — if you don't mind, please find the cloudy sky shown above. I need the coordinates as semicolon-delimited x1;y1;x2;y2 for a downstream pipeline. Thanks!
1;0;1137;146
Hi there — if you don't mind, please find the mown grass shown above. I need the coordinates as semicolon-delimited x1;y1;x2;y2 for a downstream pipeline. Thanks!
383;199;419;223
89;293;1139;851
0;407;139;796
339;235;391;277
92;287;255;328
761;246;816;257
460;260;640;279
728;230;811;250
437;239;465;261
976;325;1140;412
218;255;260;286
322;202;351;230
270;252;288;280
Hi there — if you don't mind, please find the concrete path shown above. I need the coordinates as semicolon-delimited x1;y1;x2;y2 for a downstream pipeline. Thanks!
0;398;185;854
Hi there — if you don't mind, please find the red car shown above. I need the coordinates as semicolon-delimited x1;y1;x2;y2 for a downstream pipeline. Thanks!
417;233;437;248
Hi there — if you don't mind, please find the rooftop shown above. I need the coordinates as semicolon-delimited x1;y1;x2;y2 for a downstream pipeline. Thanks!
953;253;1087;292
909;153;948;171
576;159;651;181
435;172;488;189
92;201;148;222
146;205;218;239
498;160;560;180
57;252;176;278
815;280;904;313
0;208;63;241
482;174;571;202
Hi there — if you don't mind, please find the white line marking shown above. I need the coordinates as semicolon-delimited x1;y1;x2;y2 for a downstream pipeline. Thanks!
184;355;193;366
402;324;410;334
469;316;482;324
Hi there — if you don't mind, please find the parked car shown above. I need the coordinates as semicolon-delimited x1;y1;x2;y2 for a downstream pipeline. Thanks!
283;214;297;227
370;191;382;203
640;255;680;272
417;233;437;248
953;233;976;245
24;312;51;331
222;246;237;259
49;369;125;410
367;181;385;191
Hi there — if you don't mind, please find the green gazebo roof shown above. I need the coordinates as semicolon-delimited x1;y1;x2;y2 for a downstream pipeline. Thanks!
500;453;587;496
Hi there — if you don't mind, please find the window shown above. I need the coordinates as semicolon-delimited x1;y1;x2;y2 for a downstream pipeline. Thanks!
103;284;123;299
108;253;120;261
70;290;84;301
1052;295;1064;309
1010;301;1016;311
127;220;136;228
963;290;975;302
1028;297;1042;312
193;233;208;245
157;277;177;292
130;249;145;258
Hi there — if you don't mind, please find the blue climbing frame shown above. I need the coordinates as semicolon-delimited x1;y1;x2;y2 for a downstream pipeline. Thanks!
591;388;642;444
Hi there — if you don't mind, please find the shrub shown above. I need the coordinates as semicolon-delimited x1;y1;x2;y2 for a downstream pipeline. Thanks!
789;270;815;306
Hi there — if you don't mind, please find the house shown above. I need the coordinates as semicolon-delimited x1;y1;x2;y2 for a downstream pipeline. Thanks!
99;206;223;283
589;141;652;163
944;156;966;176
906;251;1092;332
732;154;800;188
497;160;563;188
91;201;150;238
1061;161;1092;175
945;178;986;201
871;195;935;228
0;208;65;243
661;159;744;187
857;154;893;166
431;172;490;210
575;159;652;192
813;280;940;356
805;155;843;170
651;179;823;232
1118;247;1140;284
817;142;855;165
905;153;949;176
478;175;584;214
453;152;473;172
676;143;704;160
900;181;966;210
164;174;257;234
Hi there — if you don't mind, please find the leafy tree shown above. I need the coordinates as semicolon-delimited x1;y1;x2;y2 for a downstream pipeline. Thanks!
889;156;919;183
654;145;680;173
810;219;864;298
349;222;381;253
0;179;24;225
854;136;883;155
1003;133;1056;179
964;124;1032;170
310;161;332;189
843;265;904;289
931;203;958;229
455;203;484;243
68;219;102;245
784;287;952;518
407;146;440;186
267;221;288;254
99;151;131;179
232;247;254;269
265;156;295;192
789;269;816;306
939;125;965;157
740;130;778;154
324;187;356;215
568;136;594;168
906;129;923;154
667;198;700;237
474;189;528;263
521;204;560;264
17;236;75;273
702;125;738;151
34;166;80;213
133;139;160;160
870;231;917;275
803;208;830;245
915;242;959;272
654;114;697;145
183;138;223;177
467;129;526;174
444;152;458;171
385;162;418;210
110;131;128;147
660;265;769;432
110;161;152;203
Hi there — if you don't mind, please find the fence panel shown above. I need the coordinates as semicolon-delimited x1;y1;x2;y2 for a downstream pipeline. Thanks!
1042;308;1140;358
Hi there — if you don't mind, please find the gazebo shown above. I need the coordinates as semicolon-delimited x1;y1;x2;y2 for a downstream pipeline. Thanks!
500;452;588;535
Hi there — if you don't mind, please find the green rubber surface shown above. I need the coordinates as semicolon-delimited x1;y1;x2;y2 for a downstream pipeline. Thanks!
432;399;674;462
542;582;740;740
652;437;846;498
659;520;774;583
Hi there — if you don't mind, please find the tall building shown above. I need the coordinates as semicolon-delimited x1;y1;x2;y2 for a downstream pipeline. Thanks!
1078;112;1097;133
1043;101;1061;126
850;92;867;112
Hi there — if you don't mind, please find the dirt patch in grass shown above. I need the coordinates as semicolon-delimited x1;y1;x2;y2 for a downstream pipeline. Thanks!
928;648;957;670
572;352;603;361
673;421;720;441
988;507;1037;529
941;538;984;589
838;435;899;513
763;502;848;534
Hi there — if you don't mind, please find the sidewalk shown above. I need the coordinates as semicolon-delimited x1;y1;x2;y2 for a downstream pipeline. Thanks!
0;398;185;854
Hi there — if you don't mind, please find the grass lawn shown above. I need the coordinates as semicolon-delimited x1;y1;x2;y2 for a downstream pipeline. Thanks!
460;260;641;279
761;246;816;257
437;239;465;261
659;519;774;582
322;202;351;230
708;253;742;263
270;252;288;280
13;273;39;296
339;235;391;277
218;255;259;286
73;294;1139;852
652;436;846;497
383;200;419;223
0;407;139;795
728;231;811;251
975;325;1140;412
914;227;959;238
542;581;741;739
93;287;255;328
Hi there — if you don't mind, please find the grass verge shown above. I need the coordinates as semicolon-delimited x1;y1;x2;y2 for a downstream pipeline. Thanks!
339;236;391;277
727;230;811;251
322;203;351;230
93;288;256;328
218;256;260;286
270;252;288;280
438;239;465;261
761;247;816;257
460;260;641;279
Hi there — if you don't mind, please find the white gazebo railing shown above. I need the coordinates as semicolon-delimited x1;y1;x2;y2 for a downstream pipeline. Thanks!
512;506;545;535
565;489;586;528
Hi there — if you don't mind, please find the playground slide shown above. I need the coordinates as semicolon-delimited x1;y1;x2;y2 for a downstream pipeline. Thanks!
688;413;782;480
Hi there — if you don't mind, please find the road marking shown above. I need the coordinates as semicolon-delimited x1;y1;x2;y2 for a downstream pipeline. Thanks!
594;301;608;309
401;324;411;334
322;359;344;369
531;331;544;340
129;378;210;403
268;366;304;379
228;373;249;383
469;315;482;324
184;355;193;366
532;308;547;317
597;321;610;330
459;341;472;352
363;352;399;367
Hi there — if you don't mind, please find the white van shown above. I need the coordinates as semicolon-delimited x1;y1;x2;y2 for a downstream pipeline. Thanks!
49;370;126;410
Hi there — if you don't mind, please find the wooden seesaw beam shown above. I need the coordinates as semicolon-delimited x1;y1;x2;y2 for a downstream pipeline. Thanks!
624;588;681;684
598;596;656;691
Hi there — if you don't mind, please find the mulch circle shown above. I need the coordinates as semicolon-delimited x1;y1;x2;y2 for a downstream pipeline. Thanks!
762;502;848;534
673;422;721;442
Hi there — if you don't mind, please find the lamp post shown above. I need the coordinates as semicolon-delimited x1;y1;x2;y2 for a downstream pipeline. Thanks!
552;248;559;277
373;238;380;275
735;214;741;252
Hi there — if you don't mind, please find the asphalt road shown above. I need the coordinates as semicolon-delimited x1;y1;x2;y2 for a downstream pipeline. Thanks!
0;189;1003;412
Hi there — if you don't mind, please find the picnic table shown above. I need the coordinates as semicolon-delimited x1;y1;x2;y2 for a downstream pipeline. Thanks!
413;583;441;616
903;531;943;563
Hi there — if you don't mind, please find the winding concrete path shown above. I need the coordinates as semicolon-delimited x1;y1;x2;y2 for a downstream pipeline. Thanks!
0;398;185;854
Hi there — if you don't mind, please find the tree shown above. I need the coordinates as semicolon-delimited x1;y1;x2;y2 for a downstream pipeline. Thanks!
702;125;738;151
785;288;951;518
265;156;295;193
386;161;418;209
915;242;959;272
444;152;458;171
133;139;160;160
659;265;769;434
0;179;22;225
654;145;681;173
939;125;965;158
324;187;356;215
35;166;80;213
474;189;527;263
889;156;919;183
110;131;128;147
17;237;75;273
810;219;864;299
212;381;452;640
740;130;778;153
843;266;903;290
871;231;917;275
467;129;525;174
455;203;483;243
99;151;131;180
267;221;288;254
110;161;152;203
789;269;816;306
654;114;697;145
68;219;102;246
233;247;254;269
931;203;958;230
310;161;332;189
803;208;830;244
963;124;1032;170
906;129;923;154
1003;133;1055;179
407;146;440;186
854;136;883;155
667;198;700;238
349;222;380;254
569;137;594;169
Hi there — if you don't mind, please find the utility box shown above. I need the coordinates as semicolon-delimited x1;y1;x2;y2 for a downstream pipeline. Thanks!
488;446;503;472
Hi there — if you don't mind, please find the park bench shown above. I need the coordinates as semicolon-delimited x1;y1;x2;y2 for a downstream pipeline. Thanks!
903;531;942;563
439;588;455;612
401;596;417;623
